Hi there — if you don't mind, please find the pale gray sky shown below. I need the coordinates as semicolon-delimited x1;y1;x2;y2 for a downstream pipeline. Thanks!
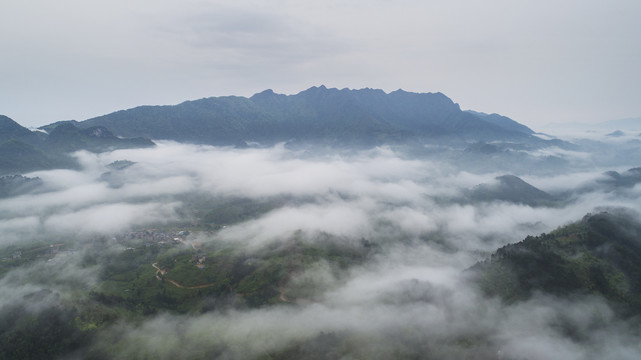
1;0;640;130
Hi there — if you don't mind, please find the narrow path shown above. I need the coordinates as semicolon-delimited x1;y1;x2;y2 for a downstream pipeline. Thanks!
25;243;65;253
151;263;294;301
278;285;290;303
151;262;163;280
151;262;216;289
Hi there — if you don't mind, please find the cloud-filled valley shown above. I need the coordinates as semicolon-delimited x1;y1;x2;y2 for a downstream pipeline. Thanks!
2;129;641;359
2;0;641;355
4;138;641;249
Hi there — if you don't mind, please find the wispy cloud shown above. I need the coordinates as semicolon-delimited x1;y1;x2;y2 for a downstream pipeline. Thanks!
1;139;641;358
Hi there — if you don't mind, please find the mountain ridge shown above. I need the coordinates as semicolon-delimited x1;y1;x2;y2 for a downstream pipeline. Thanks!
0;116;154;175
44;86;541;147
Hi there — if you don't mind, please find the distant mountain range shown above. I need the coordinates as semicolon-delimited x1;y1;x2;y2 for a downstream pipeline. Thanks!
465;168;641;207
40;86;539;147
1;86;559;174
0;115;154;175
598;117;641;131
541;117;641;133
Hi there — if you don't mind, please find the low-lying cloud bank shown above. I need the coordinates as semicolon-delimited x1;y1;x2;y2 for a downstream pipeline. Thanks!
1;139;641;358
2;141;638;247
87;258;641;360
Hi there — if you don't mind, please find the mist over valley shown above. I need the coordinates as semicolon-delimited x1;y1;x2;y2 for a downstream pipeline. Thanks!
1;87;641;359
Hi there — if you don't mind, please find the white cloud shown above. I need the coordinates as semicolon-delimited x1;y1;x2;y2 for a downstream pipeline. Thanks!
2;140;641;358
43;202;180;235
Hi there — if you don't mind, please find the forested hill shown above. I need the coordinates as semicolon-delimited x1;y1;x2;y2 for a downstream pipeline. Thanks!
53;86;539;146
470;209;641;314
0;116;154;175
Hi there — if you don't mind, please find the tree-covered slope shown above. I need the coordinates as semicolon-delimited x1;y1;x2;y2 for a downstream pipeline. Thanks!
470;209;641;313
0;140;61;174
44;123;155;153
0;115;41;144
0;116;154;175
0;175;43;198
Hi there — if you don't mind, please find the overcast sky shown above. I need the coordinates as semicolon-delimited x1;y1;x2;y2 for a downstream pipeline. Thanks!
1;0;640;130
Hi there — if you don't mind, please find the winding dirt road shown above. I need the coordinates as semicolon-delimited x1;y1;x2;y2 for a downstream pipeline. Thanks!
151;263;292;302
151;262;216;289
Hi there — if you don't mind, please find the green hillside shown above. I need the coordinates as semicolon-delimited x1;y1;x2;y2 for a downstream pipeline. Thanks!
0;117;154;175
0;140;60;174
471;209;641;313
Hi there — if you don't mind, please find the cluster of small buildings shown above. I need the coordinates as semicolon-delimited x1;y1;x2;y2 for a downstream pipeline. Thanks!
1;244;68;264
0;250;23;262
191;253;206;264
116;229;191;247
191;253;207;269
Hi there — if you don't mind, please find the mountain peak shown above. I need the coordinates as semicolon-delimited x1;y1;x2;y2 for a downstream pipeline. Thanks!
0;115;33;138
250;89;285;102
255;88;275;96
469;174;556;206
297;85;337;96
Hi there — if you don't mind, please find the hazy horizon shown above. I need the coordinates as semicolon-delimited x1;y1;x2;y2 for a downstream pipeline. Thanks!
3;85;640;133
2;0;640;129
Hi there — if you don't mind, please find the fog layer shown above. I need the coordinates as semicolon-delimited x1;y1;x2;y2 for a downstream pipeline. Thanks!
2;135;641;359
